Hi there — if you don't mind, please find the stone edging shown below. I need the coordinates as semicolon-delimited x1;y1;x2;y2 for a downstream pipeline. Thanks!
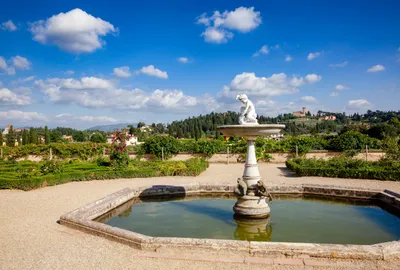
60;184;400;261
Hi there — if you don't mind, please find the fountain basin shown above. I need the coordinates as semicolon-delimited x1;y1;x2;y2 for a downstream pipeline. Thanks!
60;184;400;260
217;124;285;138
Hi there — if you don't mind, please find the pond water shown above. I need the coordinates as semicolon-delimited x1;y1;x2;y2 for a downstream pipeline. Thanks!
98;195;400;245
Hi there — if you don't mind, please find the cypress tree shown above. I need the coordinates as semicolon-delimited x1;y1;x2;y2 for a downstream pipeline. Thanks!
44;126;50;144
29;128;38;145
6;126;16;147
22;130;28;145
0;130;3;146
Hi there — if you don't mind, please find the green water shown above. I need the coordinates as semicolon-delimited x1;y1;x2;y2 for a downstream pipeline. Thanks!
100;196;400;244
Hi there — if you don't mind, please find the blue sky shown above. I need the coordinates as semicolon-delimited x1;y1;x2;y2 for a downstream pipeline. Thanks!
1;0;399;129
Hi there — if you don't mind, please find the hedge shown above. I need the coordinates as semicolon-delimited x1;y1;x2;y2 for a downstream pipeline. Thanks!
286;158;400;181
0;158;209;191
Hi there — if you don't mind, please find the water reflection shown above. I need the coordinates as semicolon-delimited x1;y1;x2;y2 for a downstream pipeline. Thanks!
233;215;272;241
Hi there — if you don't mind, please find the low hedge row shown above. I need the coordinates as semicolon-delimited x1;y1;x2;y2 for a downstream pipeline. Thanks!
286;158;400;181
0;158;209;190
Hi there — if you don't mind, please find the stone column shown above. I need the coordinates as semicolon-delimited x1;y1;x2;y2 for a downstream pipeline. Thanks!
242;137;261;195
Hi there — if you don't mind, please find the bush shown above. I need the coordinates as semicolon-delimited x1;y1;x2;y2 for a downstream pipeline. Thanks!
108;131;129;168
0;158;209;190
328;131;379;151
142;135;180;159
286;157;400;181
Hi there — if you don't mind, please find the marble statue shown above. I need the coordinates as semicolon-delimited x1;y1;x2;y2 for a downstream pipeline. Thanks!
256;180;273;202
234;178;247;196
236;94;258;125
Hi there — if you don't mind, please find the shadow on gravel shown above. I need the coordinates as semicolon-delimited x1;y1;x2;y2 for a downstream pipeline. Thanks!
277;166;299;178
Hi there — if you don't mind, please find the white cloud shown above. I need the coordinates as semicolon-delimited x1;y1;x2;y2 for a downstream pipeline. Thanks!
11;76;36;85
78;116;117;122
347;99;373;110
0;56;16;75
11;56;31;69
0;88;32;105
285;55;292;62
55;113;72;118
1;20;17;31
0;110;47;122
367;64;385;72
201;27;233;44
335;84;350;90
307;52;321;60
113;66;131;78
300;96;317;103
35;76;212;114
30;8;117;54
0;56;7;70
304;74;322;84
253;45;269;57
329;61;348;68
136;65;168;79
330;92;339;97
197;7;261;43
177;57;189;63
64;70;74;75
220;72;303;99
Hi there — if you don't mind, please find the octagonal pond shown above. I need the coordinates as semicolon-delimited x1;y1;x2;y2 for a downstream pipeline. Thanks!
96;195;400;245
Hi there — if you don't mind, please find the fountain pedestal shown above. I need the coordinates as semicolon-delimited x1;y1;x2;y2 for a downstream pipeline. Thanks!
217;124;285;218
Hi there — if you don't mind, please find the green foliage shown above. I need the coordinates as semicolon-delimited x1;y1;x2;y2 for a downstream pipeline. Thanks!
44;126;50;144
0;130;3;145
72;131;87;142
381;137;400;161
0;158;208;190
108;130;129;168
29;128;38;145
1;143;106;160
286;157;400;181
329;131;378;151
6;125;16;147
90;132;106;143
40;160;64;175
142;135;180;159
196;139;226;156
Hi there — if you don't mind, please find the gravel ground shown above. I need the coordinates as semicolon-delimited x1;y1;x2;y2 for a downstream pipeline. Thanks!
0;163;399;270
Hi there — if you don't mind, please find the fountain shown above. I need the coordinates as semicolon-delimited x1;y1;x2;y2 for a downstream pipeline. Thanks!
217;94;285;218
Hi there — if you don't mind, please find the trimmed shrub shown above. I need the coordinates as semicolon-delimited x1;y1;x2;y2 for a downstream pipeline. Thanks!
286;158;400;181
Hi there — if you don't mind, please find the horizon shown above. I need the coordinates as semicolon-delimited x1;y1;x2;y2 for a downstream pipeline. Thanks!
1;1;399;129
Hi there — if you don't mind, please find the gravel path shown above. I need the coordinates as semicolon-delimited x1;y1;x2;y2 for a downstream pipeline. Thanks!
0;163;399;270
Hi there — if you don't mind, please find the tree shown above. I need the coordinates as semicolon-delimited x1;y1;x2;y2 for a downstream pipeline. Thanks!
72;131;86;142
176;127;183;138
50;131;62;142
29;128;38;145
137;122;146;128
44;126;50;144
6;125;16;147
0;130;3;146
22;130;28;145
90;133;106;143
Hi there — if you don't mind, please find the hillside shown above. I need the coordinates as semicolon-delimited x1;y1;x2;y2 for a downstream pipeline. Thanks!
86;123;136;132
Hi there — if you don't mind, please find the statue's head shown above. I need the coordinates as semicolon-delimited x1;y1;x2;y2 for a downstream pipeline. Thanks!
236;94;248;103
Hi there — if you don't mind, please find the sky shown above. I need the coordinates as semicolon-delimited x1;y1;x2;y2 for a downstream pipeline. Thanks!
1;0;400;129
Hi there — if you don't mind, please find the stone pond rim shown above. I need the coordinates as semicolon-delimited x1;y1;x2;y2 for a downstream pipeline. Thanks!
217;124;286;137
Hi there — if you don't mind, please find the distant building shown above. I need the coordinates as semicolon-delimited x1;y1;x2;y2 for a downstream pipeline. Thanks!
140;126;152;133
106;133;140;146
319;115;337;121
292;107;306;118
62;135;74;142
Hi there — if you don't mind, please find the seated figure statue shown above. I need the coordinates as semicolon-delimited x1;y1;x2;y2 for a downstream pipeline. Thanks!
236;94;258;125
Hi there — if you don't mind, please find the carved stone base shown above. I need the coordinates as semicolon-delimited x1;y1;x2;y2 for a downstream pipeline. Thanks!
233;195;270;218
